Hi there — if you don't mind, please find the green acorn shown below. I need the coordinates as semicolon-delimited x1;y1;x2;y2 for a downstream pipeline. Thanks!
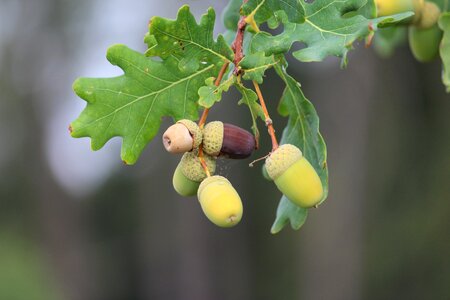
172;151;216;196
197;175;243;227
265;144;323;208
163;119;203;154
408;24;443;62
202;121;255;159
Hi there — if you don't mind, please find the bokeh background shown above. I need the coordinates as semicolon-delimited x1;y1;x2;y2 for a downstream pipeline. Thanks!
0;0;449;299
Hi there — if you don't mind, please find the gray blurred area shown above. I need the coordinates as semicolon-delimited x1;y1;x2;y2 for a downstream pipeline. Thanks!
0;0;449;299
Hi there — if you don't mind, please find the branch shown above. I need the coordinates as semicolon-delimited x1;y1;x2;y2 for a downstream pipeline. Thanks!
252;81;279;151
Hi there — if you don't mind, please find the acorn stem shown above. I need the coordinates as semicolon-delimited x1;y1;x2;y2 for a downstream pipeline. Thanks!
252;81;279;151
198;146;211;177
198;62;230;129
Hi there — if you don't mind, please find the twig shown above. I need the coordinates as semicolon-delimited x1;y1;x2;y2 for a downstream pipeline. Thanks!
252;80;279;151
198;146;211;177
198;62;230;129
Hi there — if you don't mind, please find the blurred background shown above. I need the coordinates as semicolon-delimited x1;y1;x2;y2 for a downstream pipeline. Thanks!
0;0;449;299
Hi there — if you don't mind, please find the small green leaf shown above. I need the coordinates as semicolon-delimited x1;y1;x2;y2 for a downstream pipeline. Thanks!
439;12;450;92
240;52;279;84
241;0;306;25
145;5;234;72
373;26;407;58
235;82;265;147
271;63;328;233
271;196;308;234
250;0;413;66
198;76;235;108
71;44;218;164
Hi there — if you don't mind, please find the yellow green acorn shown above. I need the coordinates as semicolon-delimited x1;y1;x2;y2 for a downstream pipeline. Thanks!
202;121;255;159
408;24;443;62
197;175;243;227
265;144;323;208
172;151;216;196
375;0;423;20
163;119;202;154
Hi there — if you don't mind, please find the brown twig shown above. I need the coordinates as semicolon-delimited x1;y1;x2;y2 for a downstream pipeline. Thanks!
252;80;279;151
198;146;211;177
231;17;247;75
198;62;230;129
198;0;249;176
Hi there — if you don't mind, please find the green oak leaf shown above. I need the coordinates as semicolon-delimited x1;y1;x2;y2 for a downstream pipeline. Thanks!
145;5;234;72
222;0;242;31
373;26;407;57
271;63;328;233
250;0;413;66
240;52;279;83
70;44;218;165
271;196;308;234
198;76;235;108
235;82;265;147
241;0;306;25
439;13;450;92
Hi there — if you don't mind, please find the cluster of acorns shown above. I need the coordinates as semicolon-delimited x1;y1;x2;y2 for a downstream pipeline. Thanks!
163;120;323;228
376;0;443;62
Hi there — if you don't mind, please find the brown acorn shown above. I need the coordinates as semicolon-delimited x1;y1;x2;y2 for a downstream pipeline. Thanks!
202;121;255;159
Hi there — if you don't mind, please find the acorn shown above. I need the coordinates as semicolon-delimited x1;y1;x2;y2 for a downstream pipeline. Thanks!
376;0;423;21
202;121;255;159
172;151;216;196
408;24;443;62
163;119;202;154
265;144;323;208
197;175;243;227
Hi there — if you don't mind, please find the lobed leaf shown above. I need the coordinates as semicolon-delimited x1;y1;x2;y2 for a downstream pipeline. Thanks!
271;196;308;234
70;45;219;164
145;5;234;72
271;63;328;232
239;52;279;83
251;0;413;66
241;0;306;26
222;0;243;31
439;12;450;92
198;76;235;108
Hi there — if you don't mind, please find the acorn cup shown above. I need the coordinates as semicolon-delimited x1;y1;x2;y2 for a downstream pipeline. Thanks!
265;144;323;208
197;175;243;227
172;151;216;197
202;121;255;159
163;119;203;154
415;1;441;29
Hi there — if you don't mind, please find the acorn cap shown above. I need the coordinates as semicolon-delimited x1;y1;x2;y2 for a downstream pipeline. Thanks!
177;119;203;149
202;121;224;156
265;144;303;180
415;1;441;29
180;151;216;182
198;175;227;196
